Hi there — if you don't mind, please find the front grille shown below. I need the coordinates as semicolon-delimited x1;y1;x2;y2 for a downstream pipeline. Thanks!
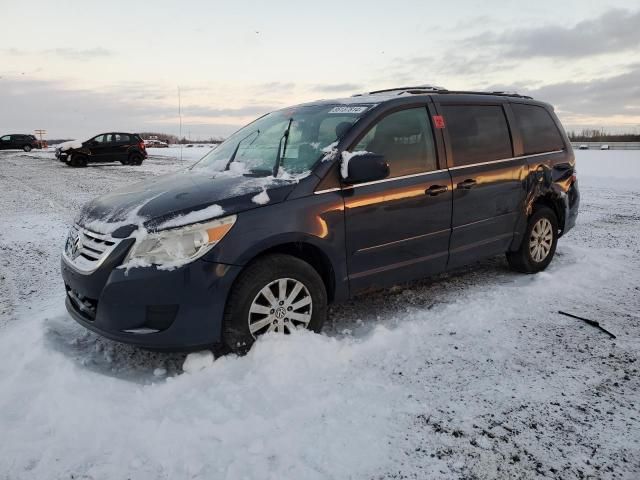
63;225;123;274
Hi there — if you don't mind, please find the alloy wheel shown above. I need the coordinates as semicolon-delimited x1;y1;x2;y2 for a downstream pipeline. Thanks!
529;217;553;262
248;278;312;337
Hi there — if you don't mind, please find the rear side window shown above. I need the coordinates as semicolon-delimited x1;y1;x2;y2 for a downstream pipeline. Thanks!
114;134;130;142
512;104;564;155
441;105;512;167
353;107;437;177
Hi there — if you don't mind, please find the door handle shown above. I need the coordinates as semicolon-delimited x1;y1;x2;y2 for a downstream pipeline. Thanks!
456;179;477;190
425;185;449;196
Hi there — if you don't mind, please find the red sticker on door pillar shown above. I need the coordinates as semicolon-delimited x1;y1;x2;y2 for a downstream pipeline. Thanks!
433;115;445;129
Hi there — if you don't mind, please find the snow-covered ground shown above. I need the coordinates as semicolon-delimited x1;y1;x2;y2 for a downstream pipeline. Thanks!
0;148;639;479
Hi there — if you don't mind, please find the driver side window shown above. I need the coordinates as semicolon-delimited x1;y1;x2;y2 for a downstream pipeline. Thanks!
93;135;105;143
352;108;437;178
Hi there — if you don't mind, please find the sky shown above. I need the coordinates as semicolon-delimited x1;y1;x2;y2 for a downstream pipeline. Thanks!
1;0;639;139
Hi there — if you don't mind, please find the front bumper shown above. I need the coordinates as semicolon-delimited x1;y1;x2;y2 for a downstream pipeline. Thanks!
62;256;242;350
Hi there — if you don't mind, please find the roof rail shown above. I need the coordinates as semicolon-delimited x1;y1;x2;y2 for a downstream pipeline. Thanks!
440;90;533;99
351;86;532;99
352;85;448;97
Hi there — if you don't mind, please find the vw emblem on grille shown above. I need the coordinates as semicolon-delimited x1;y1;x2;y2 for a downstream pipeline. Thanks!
66;229;82;260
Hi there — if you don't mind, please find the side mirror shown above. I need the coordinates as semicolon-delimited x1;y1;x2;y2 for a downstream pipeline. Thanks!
341;152;389;184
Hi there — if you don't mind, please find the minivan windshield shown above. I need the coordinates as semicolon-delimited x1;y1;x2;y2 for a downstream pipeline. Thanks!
191;104;372;176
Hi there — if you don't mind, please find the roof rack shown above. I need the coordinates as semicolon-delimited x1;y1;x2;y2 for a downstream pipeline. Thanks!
352;86;532;100
444;90;533;99
352;85;448;97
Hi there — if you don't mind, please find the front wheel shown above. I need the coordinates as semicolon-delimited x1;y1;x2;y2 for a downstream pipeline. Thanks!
69;153;88;167
507;206;558;273
222;254;327;355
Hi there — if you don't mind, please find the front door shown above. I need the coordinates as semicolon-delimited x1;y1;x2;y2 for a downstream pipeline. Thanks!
87;134;109;160
438;103;527;268
343;106;452;293
0;135;11;150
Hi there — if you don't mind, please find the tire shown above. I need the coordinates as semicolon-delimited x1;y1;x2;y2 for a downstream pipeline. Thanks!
128;154;143;166
507;206;558;273
23;145;32;152
222;254;327;355
69;154;88;168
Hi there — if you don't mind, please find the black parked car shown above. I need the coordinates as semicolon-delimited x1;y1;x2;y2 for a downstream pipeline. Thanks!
55;132;147;167
0;134;41;152
61;86;579;353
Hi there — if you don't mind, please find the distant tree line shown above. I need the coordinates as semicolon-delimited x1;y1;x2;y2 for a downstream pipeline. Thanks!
567;129;640;142
139;132;224;144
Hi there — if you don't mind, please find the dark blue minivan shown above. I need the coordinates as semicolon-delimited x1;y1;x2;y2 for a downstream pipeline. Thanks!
61;86;579;353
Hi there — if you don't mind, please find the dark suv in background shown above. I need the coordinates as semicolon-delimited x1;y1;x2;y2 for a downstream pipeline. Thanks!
0;134;42;152
61;86;579;354
56;132;147;167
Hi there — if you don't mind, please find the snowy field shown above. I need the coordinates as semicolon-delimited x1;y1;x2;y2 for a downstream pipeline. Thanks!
0;148;639;479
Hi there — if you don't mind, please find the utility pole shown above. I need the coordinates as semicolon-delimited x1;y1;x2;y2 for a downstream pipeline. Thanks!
178;86;183;161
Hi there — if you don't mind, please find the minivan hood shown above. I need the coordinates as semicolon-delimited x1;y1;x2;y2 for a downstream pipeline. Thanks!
76;170;299;237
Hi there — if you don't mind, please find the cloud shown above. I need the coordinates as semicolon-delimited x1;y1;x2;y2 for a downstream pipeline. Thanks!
313;83;362;93
466;8;640;59
46;47;113;60
483;64;640;126
183;104;277;118
2;47;113;61
0;76;269;138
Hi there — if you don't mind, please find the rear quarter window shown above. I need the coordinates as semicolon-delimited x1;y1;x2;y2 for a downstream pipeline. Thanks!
441;105;513;167
512;104;565;155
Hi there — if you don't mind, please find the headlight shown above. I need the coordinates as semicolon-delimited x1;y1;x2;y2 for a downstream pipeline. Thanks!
123;215;236;269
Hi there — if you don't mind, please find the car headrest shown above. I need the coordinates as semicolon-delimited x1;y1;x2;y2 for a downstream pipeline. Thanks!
335;121;353;139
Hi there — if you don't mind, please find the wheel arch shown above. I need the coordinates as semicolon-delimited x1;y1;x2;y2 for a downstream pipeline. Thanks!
530;192;566;238
238;240;338;303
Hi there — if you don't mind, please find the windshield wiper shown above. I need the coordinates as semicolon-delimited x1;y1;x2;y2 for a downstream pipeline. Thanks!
272;118;293;177
224;129;260;171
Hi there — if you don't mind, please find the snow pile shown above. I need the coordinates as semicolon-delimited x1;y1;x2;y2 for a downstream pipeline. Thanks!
340;150;371;179
57;140;83;151
158;204;225;229
251;188;270;205
182;350;214;373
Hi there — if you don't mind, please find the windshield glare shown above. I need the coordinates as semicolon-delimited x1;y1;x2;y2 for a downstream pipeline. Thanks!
192;104;371;175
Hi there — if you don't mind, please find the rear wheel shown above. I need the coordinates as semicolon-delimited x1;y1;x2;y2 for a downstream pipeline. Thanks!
127;154;143;166
23;145;32;152
222;254;327;355
507;206;558;273
69;153;88;167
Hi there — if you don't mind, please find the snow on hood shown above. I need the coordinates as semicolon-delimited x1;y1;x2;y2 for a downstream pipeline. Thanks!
57;140;83;151
157;204;224;229
75;170;301;237
251;189;270;205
